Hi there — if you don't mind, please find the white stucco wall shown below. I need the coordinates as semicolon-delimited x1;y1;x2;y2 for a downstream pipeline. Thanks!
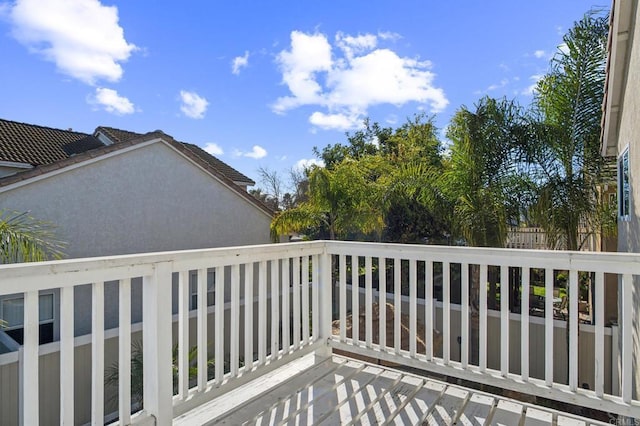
0;140;272;258
614;0;640;400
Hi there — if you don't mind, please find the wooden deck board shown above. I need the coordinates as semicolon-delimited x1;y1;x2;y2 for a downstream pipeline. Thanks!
177;354;610;426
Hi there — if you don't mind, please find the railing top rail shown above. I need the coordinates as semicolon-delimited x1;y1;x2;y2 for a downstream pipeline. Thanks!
2;239;639;294
0;241;326;294
324;240;640;273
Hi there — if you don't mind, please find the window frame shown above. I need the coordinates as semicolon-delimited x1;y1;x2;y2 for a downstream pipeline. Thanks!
189;269;215;310
0;292;55;331
618;145;630;221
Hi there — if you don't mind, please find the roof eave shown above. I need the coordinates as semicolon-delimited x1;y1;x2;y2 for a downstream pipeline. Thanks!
601;0;633;157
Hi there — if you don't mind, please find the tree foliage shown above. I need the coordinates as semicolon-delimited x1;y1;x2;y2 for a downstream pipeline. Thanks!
444;97;530;247
527;11;609;250
0;210;65;263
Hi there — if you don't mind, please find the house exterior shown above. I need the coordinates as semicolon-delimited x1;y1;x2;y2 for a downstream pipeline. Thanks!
600;0;640;402
0;118;272;343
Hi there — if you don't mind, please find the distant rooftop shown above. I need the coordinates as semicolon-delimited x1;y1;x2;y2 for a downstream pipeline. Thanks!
0;118;254;186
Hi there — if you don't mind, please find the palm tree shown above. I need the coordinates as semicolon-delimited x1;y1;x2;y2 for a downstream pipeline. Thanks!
527;11;609;251
271;161;382;241
0;210;65;263
443;96;528;248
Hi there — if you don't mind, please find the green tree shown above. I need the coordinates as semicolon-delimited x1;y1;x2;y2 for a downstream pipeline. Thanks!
443;96;528;247
0;210;65;263
527;11;609;250
271;160;382;240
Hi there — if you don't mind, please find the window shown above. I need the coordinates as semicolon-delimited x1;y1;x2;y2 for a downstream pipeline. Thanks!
0;293;55;345
189;269;215;310
619;147;630;219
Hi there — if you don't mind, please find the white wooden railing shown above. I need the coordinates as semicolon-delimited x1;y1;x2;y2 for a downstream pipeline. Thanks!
326;241;639;418
0;241;639;424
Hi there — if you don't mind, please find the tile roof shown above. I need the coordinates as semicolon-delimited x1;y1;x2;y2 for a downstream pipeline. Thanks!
0;118;102;166
0;119;271;215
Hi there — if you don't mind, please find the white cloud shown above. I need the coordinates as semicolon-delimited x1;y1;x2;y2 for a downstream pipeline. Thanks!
336;32;377;60
522;74;544;96
309;111;361;131
377;31;401;42
89;87;135;114
272;30;448;131
273;31;332;114
533;50;546;59
8;0;136;85
234;145;267;159
232;51;249;75
294;158;324;171
202;142;223;156
179;90;209;119
486;78;508;92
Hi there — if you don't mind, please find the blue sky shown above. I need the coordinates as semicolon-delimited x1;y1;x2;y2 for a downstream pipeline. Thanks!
0;0;604;189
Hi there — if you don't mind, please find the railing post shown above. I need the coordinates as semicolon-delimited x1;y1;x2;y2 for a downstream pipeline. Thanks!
143;261;173;425
317;246;333;359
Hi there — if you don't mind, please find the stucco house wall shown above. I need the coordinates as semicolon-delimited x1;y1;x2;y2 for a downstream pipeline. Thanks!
0;140;271;257
607;0;640;400
0;139;272;337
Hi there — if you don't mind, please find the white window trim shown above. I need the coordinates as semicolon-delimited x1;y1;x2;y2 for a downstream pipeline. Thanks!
618;145;630;221
0;293;55;331
189;270;215;310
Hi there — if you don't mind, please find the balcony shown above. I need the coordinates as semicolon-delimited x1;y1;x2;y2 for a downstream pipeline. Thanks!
0;241;638;424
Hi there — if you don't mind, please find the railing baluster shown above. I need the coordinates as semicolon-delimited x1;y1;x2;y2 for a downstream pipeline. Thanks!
258;261;267;365
594;271;604;398
479;264;488;371
302;256;310;344
425;260;433;361
500;265;508;376
282;258;290;354
312;254;319;342
394;258;401;354
142;261;173;424
230;264;240;376
544;268;554;386
443;262;450;364
409;259;417;357
365;256;373;348
621;273;632;403
118;279;132;425
352;255;359;343
23;290;39;426
271;259;280;357
197;268;207;391
521;267;529;381
292;257;301;349
569;270;578;391
379;257;387;350
215;266;225;383
178;271;189;399
461;263;469;368
92;282;104;424
60;285;74;425
244;263;254;369
339;254;347;342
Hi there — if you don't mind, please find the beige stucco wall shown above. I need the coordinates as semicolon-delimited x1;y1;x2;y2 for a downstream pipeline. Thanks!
615;0;640;400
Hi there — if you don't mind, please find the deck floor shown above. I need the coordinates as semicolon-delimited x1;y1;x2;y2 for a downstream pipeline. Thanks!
175;354;609;426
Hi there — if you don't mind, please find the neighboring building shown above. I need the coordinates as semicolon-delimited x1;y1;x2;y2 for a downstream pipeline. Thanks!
0;118;272;344
600;0;640;402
